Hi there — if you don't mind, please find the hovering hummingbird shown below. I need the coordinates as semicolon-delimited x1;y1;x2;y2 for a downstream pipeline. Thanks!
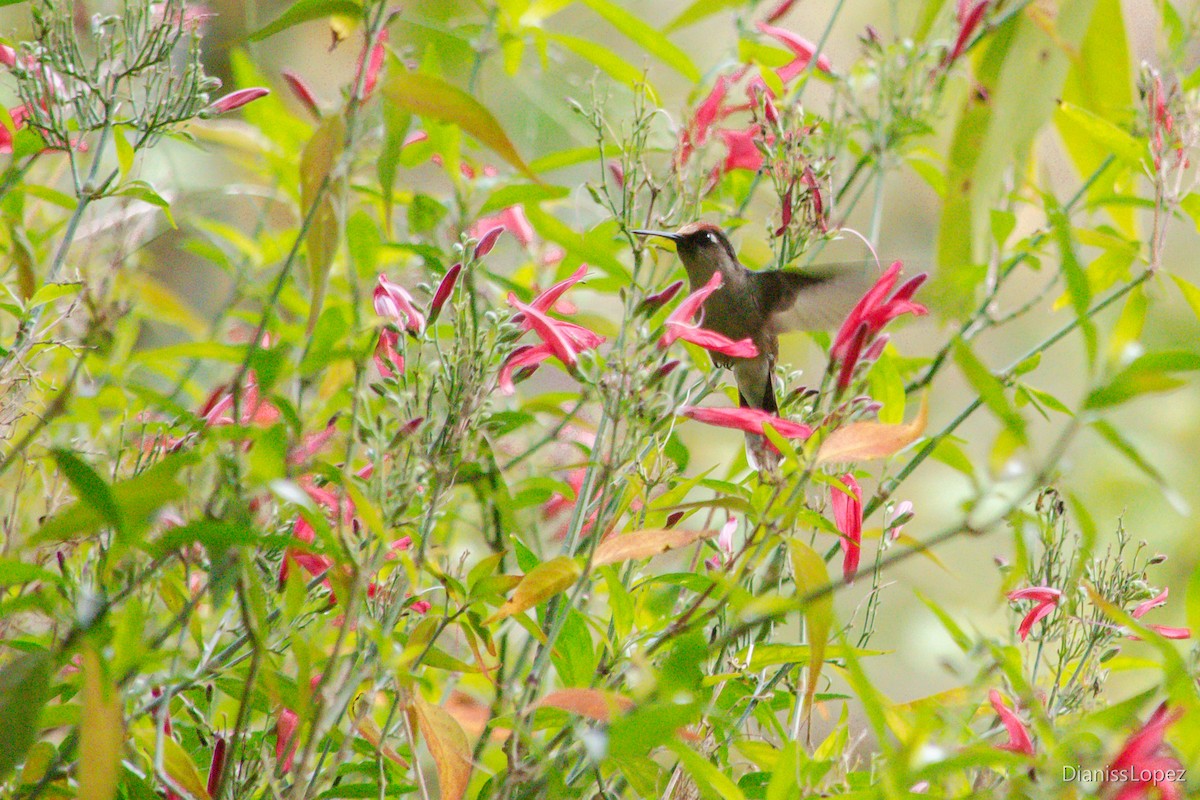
634;223;872;463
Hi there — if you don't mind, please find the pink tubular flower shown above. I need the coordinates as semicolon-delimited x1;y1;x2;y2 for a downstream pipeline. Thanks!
276;709;299;772
831;473;862;582
764;0;798;23
1124;586;1192;641
507;295;581;367
281;70;321;119
200;371;280;428
206;736;227;798
374;327;404;378
498;344;554;395
681;405;813;440
988;690;1035;756
531;264;589;314
1006;586;1062;641
658;272;760;358
1132;588;1170;619
207;87;269;115
374;273;425;332
429;263;462;321
756;21;833;76
474;226;505;258
355;27;389;100
1105;703;1185;800
471;206;535;247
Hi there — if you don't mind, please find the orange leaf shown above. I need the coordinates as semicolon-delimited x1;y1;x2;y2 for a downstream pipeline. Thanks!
412;693;472;800
444;691;510;741
817;393;929;464
592;527;718;567
533;688;633;722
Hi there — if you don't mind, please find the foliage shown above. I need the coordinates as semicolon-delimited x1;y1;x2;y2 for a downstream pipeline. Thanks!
0;0;1198;798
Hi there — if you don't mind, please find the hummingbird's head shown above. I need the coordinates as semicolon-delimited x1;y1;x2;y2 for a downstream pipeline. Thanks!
632;222;739;284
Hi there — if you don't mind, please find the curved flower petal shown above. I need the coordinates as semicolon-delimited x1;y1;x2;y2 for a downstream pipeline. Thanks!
988;690;1035;756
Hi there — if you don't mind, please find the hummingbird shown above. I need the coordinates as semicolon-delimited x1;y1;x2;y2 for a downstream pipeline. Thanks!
633;223;871;463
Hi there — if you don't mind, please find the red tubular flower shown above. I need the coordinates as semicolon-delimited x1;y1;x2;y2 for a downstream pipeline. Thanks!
988;690;1035;756
429;263;462;321
373;273;425;332
641;279;685;313
276;709;299;772
716;125;766;174
207;87;269;115
1007;586;1062;641
1105;703;1185;800
658;272;759;358
201;371;280;428
498;344;554;394
506;295;580;367
831;473;862;582
756;21;833;76
945;1;988;67
830;261;927;389
531;264;589;314
281;70;321;119
681;405;813;439
206;736;227;798
678;75;730;165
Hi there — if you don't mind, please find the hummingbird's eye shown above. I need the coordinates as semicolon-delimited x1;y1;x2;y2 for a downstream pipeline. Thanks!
702;231;716;245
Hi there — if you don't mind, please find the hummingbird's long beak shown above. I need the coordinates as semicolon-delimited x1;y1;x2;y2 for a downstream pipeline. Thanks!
631;229;682;241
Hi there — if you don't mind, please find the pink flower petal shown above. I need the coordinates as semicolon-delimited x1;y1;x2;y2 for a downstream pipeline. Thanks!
429;262;462;320
667;323;759;358
474;226;505;258
532;264;589;313
373;273;425;332
988;690;1035;756
680;405;813;439
281;70;321;118
756;21;833;74
831;473;862;582
1132;587;1169;619
208;87;269;115
498;344;554;395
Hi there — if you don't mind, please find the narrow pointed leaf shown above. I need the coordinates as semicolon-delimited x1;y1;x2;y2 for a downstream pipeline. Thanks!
384;72;536;180
817;394;929;463
80;647;123;800
533;688;633;721
788;540;833;723
301;115;345;334
412;693;472;800
485;556;581;623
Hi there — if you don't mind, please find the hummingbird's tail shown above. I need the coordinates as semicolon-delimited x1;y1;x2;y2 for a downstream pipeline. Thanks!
739;381;781;475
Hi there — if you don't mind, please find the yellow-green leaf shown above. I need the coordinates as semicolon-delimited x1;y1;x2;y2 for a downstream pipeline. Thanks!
160;736;210;800
817;394;928;463
412;693;472;800
787;540;833;724
579;0;700;82
485;555;581;624
80;647;123;800
250;0;362;41
300;115;345;334
592;527;718;567
384;71;536;181
0;650;51;782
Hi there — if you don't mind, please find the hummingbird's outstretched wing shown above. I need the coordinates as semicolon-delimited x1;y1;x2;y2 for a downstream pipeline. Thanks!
754;264;877;334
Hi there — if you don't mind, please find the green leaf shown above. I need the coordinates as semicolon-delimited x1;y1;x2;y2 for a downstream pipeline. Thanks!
113;126;135;181
250;0;362;41
523;206;628;279
578;0;700;81
111;181;176;228
0;559;61;588
150;520;261;558
384;71;536;181
665;0;743;32
378;100;410;234
952;339;1027;444
38;453;197;544
0;649;51;782
1085;350;1200;409
1170;274;1200;322
52;449;124;535
26;281;80;311
478;183;569;216
301;115;345;334
667;740;746;800
545;32;660;103
528;145;614;173
1056;101;1143;165
788;540;833;723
